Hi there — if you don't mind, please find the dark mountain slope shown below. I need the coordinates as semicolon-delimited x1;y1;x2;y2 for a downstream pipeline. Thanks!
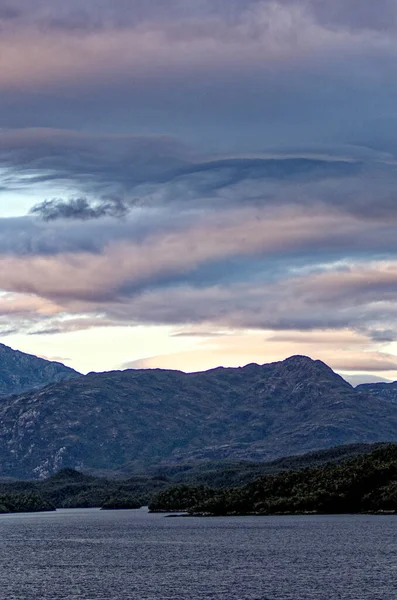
357;381;397;405
0;343;80;398
1;355;397;478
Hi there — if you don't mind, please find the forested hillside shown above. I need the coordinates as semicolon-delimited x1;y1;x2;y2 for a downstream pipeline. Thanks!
149;445;397;515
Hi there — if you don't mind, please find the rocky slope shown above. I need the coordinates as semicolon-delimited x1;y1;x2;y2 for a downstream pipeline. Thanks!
357;381;397;405
0;343;80;398
1;355;397;478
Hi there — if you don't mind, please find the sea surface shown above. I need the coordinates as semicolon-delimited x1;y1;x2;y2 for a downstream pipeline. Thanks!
0;508;395;600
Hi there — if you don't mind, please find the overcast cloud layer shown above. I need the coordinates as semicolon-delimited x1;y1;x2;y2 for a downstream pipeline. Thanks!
1;0;397;375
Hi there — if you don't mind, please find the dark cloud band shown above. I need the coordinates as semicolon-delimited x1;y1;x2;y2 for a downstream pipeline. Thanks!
29;196;139;221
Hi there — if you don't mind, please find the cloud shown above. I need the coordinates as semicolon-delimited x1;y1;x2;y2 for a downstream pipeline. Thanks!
343;374;393;386
1;126;397;359
1;128;396;226
2;1;396;34
0;128;189;193
4;247;397;350
0;3;396;376
0;0;393;166
28;316;119;336
87;259;397;344
0;2;394;144
123;328;397;375
0;208;378;299
30;196;140;221
3;129;397;272
306;0;397;32
0;128;371;198
0;129;396;244
2;195;397;336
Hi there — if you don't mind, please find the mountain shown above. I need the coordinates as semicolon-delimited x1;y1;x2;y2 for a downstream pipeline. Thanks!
0;343;80;398
2;354;397;478
357;381;397;405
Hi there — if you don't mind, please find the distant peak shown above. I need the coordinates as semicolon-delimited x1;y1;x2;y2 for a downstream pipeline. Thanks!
282;355;334;371
277;355;327;372
283;355;315;365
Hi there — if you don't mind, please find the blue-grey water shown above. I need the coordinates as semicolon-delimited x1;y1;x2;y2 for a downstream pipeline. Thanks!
0;509;395;600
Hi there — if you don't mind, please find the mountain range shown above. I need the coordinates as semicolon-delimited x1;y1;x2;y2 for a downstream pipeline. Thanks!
1;345;397;478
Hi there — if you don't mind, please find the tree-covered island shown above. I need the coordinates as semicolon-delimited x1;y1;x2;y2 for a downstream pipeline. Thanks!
149;445;397;515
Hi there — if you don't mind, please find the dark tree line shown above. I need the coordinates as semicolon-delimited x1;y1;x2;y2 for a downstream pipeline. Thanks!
149;445;397;515
2;444;397;515
0;492;55;514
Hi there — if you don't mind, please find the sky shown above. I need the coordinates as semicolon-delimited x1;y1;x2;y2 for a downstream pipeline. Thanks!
1;0;397;382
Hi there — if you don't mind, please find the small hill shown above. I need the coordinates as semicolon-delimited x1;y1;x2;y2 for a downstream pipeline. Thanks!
0;343;80;397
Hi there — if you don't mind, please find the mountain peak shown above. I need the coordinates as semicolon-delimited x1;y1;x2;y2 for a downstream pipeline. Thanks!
280;354;333;374
286;354;312;360
282;354;315;365
277;354;352;388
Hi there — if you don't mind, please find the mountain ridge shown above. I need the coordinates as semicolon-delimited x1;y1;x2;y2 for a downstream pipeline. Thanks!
0;342;81;398
0;353;397;478
357;380;397;405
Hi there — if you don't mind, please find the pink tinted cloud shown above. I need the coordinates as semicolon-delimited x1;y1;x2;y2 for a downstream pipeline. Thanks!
0;206;371;302
125;328;397;374
0;3;393;91
0;214;397;340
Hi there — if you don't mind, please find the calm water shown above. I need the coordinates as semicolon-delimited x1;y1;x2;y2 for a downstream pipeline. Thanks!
0;509;395;600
